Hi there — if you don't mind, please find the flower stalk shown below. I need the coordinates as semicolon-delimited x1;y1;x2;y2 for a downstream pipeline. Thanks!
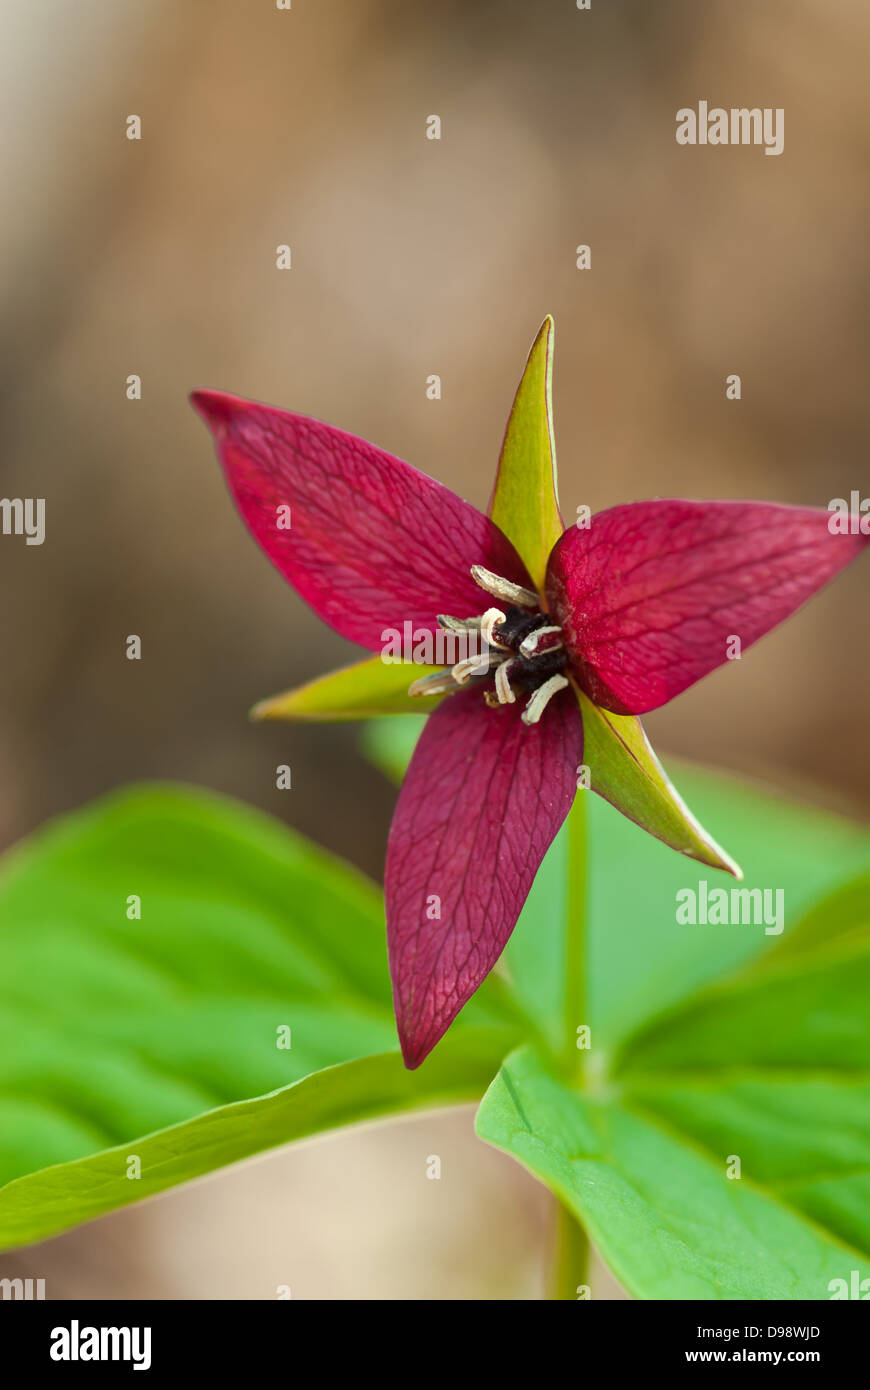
550;1200;590;1301
565;786;588;1084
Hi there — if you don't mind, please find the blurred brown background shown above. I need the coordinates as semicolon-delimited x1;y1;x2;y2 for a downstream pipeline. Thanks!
1;0;867;1298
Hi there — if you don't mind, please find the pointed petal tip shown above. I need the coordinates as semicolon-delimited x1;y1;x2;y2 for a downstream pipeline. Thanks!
399;1039;426;1070
531;314;554;348
397;1002;439;1068
399;1021;443;1069
248;690;303;722
680;841;743;880
190;389;242;432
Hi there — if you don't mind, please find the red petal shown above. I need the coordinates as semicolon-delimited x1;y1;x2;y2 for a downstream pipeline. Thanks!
385;684;583;1067
192;391;532;651
547;500;868;715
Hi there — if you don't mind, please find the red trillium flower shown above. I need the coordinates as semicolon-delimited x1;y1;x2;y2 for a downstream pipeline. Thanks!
192;322;867;1068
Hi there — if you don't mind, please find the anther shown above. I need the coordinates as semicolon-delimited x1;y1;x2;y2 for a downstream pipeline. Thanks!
437;615;482;633
408;670;457;697
470;565;539;610
451;651;499;684
521;673;570;725
519;625;563;659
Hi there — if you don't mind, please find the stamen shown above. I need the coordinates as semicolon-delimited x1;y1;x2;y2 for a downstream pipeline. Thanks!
480;607;510;649
519;625;563;658
470;565;539;610
451;651;499;684
408;670;458;697
437;614;482;633
521;673;570;725
495;659;517;705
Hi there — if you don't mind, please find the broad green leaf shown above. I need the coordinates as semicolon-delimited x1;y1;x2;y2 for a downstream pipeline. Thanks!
617;930;870;1075
761;871;870;965
0;1046;501;1251
613;878;870;1260
577;689;740;878
251;656;443;721
623;1073;870;1267
488;316;563;590
363;715;870;1053
0;784;518;1250
476;1047;870;1300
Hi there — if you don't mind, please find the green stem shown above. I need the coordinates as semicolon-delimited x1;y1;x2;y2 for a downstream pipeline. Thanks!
549;1198;590;1300
547;788;592;1299
564;789;588;1080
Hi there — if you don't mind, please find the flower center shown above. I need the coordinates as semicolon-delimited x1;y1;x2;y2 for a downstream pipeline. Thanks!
408;565;570;725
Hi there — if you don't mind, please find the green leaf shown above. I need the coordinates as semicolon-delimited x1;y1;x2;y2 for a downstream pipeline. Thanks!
612;876;870;1261
617;929;870;1075
578;689;740;878
488;316;563;590
762;871;870;965
0;1046;501;1251
251;657;443;721
0;784;517;1250
477;1047;870;1299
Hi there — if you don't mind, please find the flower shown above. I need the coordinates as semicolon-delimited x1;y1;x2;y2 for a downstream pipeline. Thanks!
191;329;867;1068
